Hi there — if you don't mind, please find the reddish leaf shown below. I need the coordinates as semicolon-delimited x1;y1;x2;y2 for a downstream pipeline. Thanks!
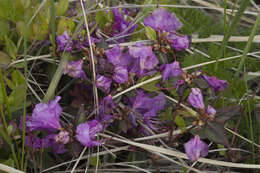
205;121;230;147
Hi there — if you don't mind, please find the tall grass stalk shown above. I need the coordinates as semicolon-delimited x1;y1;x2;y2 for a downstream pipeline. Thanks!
235;11;260;77
215;0;250;71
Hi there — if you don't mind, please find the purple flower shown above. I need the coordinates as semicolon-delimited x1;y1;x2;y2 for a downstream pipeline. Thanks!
112;9;137;42
96;75;112;93
129;46;158;76
202;75;228;93
206;105;216;116
76;120;103;147
184;135;209;162
26;96;62;132
130;91;165;130
105;45;132;68
161;61;183;82
25;134;42;150
144;8;182;32
113;66;128;84
167;34;190;51
57;31;72;52
187;88;204;110
99;95;116;116
54;130;70;144
64;60;86;80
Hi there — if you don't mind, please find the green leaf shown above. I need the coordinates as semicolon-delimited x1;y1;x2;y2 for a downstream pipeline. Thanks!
57;17;75;35
16;21;33;39
4;37;17;60
32;19;49;40
95;10;107;29
56;0;69;16
90;156;100;167
0;20;9;40
20;0;31;9
217;144;226;156
11;70;26;86
0;51;11;68
6;125;13;136
0;0;14;20
145;26;156;41
138;73;160;92
175;114;186;131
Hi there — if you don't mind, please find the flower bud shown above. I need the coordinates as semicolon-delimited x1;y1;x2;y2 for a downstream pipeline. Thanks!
187;88;205;109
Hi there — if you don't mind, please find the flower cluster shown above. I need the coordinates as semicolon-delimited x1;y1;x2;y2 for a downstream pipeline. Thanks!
22;96;69;153
23;7;231;164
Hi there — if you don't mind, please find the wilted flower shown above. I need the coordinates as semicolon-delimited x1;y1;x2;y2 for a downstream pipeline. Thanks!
184;135;209;162
129;46;158;76
57;31;72;52
113;66;128;84
76;120;103;147
187;88;204;109
130;91;165;131
202;75;228;93
168;34;190;51
54;130;70;144
99;95;116;116
42;134;67;154
64;59;86;80
26;96;62;132
112;9;137;42
144;8;182;32
96;75;112;93
161;61;183;82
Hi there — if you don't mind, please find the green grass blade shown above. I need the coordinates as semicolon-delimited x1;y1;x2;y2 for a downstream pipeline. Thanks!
215;0;250;71
0;69;11;120
43;53;69;102
235;11;260;78
50;0;56;68
21;20;29;171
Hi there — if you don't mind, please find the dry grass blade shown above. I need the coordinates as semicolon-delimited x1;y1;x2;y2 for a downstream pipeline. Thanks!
0;163;24;173
99;133;260;169
41;146;130;172
192;35;260;43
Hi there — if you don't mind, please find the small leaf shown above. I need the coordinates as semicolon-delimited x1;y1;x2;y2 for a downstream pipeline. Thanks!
177;109;197;118
95;10;107;29
7;125;13;136
193;77;209;89
138;73;160;92
217;144;226;156
216;105;242;122
145;26;156;41
0;51;11;68
57;17;75;35
0;20;9;40
4;36;17;60
159;106;173;121
205;121;229;147
90;156;101;167
56;0;69;16
20;0;31;9
12;70;26;86
175;114;186;131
